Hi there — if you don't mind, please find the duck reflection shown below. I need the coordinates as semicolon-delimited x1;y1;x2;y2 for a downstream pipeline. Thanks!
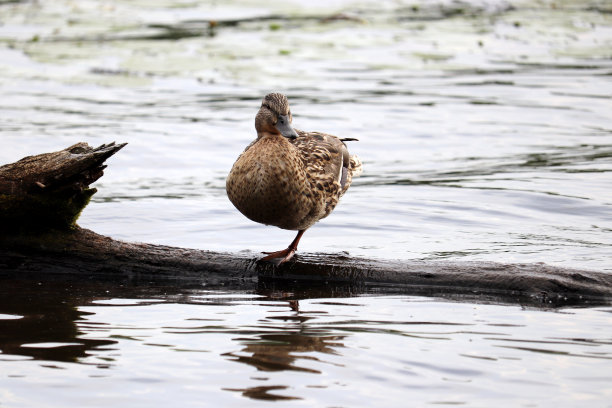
223;331;345;374
223;290;347;401
223;385;303;401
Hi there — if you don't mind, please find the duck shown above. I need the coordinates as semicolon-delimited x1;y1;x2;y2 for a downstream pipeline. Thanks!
226;92;362;264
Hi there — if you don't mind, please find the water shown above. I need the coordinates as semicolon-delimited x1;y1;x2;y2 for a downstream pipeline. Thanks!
1;0;611;269
1;0;612;406
1;280;612;407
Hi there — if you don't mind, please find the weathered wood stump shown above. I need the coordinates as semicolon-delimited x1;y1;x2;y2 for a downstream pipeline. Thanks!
1;143;611;306
0;142;126;231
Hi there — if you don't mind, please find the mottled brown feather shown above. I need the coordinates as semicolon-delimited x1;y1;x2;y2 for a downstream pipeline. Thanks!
226;93;362;232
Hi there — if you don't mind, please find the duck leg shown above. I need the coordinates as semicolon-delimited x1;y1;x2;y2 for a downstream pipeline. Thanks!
261;229;306;264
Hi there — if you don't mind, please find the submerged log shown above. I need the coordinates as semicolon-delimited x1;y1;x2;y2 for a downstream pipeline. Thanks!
1;143;611;306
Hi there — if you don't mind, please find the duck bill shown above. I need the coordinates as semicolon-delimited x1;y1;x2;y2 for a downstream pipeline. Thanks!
276;115;299;139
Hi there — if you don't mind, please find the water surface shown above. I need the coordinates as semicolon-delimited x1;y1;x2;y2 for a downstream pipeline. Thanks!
1;280;612;407
1;1;612;406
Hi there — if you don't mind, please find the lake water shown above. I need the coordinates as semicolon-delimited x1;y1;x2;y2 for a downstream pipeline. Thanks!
1;0;611;406
1;280;612;407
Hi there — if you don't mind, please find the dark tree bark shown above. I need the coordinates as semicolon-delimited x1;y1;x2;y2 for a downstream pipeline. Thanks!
1;143;611;307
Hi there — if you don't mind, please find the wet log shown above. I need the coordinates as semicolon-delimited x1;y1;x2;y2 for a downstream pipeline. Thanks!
1;143;612;307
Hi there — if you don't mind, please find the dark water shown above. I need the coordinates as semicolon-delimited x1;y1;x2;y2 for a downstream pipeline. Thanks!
1;0;612;406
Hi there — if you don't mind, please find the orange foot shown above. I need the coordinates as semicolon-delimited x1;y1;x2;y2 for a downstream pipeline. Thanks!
261;247;296;264
259;230;306;265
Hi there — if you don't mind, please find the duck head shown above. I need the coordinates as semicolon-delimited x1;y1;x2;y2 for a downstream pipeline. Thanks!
255;93;299;139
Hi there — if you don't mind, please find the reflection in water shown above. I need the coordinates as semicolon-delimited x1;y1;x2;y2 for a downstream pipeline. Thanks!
0;279;117;364
1;277;612;406
224;301;345;374
222;298;346;400
224;330;345;374
194;291;342;400
223;385;301;401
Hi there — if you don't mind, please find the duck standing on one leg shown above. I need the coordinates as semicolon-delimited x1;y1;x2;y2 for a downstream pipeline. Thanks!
226;92;362;264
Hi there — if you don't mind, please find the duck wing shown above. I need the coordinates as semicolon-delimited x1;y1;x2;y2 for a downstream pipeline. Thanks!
292;130;356;196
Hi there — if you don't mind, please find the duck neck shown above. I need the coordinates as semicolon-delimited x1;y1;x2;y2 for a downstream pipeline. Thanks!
257;131;287;141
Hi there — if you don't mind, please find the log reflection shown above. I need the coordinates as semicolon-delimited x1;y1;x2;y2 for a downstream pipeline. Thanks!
0;279;117;364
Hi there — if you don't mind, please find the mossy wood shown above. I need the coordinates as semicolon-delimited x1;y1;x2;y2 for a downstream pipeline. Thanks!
1;143;611;306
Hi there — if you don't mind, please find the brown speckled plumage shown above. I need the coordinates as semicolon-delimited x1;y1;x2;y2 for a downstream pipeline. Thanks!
226;93;362;263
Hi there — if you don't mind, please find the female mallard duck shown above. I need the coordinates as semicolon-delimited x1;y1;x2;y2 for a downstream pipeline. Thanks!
226;92;362;264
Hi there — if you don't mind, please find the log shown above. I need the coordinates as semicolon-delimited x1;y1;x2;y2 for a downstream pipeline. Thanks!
1;143;611;307
0;142;127;231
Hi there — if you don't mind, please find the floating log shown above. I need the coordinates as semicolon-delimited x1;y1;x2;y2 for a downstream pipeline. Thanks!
1;143;611;307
